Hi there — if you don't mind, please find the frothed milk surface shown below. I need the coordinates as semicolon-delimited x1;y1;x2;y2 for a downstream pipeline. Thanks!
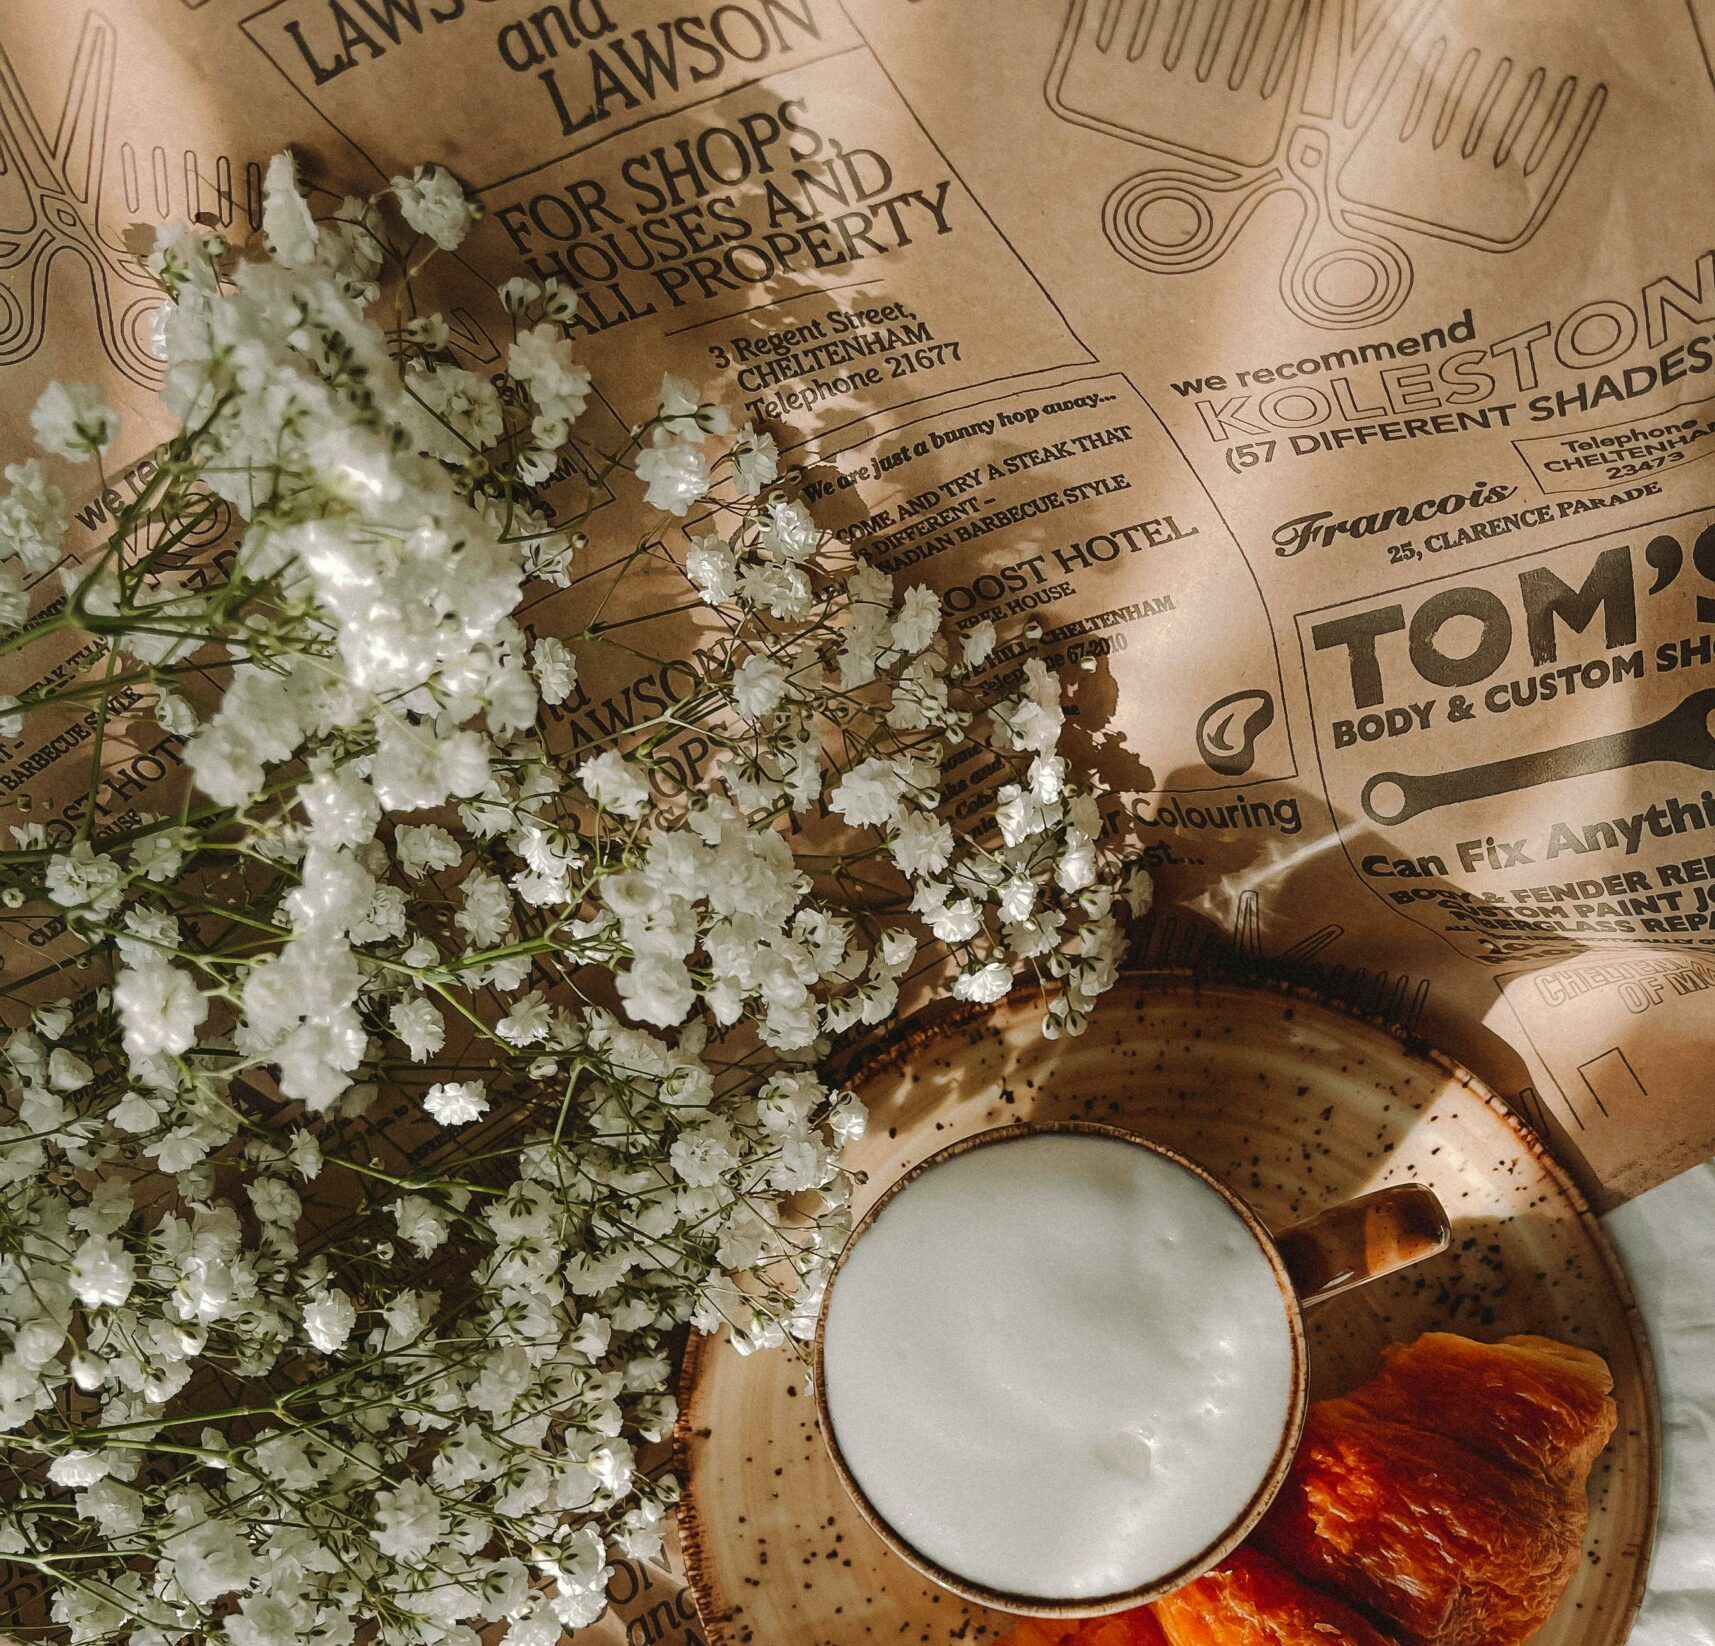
820;1133;1298;1601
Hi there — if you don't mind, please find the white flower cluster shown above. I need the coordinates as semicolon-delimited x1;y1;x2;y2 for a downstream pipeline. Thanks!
0;153;1145;1644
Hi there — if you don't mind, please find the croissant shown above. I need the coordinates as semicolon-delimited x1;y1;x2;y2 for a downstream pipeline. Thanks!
1346;1332;1616;1482
1255;1334;1616;1646
1150;1548;1397;1646
1002;1549;1391;1646
992;1332;1616;1646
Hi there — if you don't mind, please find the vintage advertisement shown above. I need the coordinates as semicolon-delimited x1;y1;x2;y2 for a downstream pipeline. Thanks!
10;0;1715;1632
6;0;1715;1196
5;6;1715;1622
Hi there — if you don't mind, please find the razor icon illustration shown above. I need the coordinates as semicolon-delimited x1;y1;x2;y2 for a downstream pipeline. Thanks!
1360;688;1715;827
1047;0;1607;330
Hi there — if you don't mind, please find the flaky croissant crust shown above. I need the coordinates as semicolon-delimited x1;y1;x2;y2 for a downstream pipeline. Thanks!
1000;1332;1618;1646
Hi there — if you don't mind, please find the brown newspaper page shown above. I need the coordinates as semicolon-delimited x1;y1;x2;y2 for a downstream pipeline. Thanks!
5;0;1715;1192
6;0;1715;1633
7;0;1709;1198
4;7;1715;1624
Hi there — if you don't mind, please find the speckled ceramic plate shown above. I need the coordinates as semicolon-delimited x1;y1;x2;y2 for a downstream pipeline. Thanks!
676;973;1659;1646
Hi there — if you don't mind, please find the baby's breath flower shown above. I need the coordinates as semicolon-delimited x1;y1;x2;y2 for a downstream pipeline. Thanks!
658;371;730;442
302;1288;357;1353
578;749;651;818
731;423;780;496
391;163;482;250
509;323;591;424
731;654;788;720
961;619;998;670
424;1079;489;1125
261;151;318;267
686;533;739;603
829;757;907;828
0;458;67;572
113;954;207;1060
531;635;578;705
635;430;709;515
30;381;120;460
0;150;1143;1645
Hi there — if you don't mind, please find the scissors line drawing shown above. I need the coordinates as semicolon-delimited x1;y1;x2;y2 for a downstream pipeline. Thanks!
0;10;170;384
0;10;269;386
1048;0;1607;330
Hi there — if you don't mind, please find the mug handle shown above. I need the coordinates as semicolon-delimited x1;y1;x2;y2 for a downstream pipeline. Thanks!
1272;1185;1451;1309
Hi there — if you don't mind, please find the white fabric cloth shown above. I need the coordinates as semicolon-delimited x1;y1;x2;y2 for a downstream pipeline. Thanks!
1606;1161;1715;1646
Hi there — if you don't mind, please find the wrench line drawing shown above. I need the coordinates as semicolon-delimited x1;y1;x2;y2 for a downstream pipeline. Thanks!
1360;688;1715;826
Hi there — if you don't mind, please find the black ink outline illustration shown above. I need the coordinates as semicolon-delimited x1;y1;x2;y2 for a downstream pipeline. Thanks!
1132;885;1433;1029
1360;687;1715;826
1046;0;1606;330
1575;1047;1634;1119
1196;686;1277;776
0;11;167;385
1231;885;1430;1030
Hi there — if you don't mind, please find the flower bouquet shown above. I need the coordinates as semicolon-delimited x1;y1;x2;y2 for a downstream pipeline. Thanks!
0;158;1142;1644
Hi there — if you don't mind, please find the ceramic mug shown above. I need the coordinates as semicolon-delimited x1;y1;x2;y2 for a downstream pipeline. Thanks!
811;1120;1451;1617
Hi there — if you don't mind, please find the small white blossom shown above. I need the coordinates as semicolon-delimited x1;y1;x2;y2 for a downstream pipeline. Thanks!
686;534;738;603
114;955;207;1061
731;654;787;720
953;961;1014;1003
961;619;998;669
392;1195;450;1257
247;1176;301;1227
829;758;906;828
891;585;941;654
424;1080;489;1125
390;996;445;1062
657;372;728;442
47;1450;111;1488
889;809;953;876
635;432;708;515
578;749;650;818
30;382;120;460
43;843;123;917
394;823;461;878
373;1478;445;1562
731;423;780;496
531;635;578;705
392;164;481;250
617;957;696;1028
509;324;591;424
0;459;68;573
757;499;818;563
261;151;319;267
302;1288;358;1354
68;1234;135;1308
497;991;550;1046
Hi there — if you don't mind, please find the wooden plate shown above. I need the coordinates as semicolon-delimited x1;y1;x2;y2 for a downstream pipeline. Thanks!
676;974;1660;1645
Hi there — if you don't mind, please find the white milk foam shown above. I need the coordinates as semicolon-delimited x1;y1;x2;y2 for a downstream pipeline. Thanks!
821;1132;1297;1602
